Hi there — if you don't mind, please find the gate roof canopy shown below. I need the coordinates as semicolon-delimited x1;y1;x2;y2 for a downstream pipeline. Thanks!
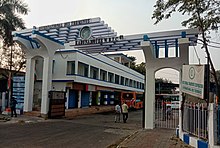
13;17;199;53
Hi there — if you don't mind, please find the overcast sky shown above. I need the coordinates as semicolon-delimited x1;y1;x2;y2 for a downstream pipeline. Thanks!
22;0;220;83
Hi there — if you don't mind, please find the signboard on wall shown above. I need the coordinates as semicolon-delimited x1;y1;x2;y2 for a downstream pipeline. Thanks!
12;76;25;109
181;65;206;99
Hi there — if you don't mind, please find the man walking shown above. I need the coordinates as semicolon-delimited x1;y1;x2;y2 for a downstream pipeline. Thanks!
114;102;121;123
122;101;128;123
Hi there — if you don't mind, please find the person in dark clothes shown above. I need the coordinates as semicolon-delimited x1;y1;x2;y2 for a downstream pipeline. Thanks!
10;97;17;117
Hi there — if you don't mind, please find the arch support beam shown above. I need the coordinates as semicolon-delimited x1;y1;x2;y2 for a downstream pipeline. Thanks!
23;58;35;112
141;37;190;129
141;41;155;129
14;33;65;117
145;68;155;129
30;34;64;117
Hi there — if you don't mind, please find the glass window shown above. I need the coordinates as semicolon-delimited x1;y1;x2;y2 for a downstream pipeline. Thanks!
115;74;119;84
78;62;89;77
120;76;124;85
108;72;114;83
100;69;107;81
134;81;137;88
129;79;133;87
125;78;129;86
90;66;99;79
67;61;75;75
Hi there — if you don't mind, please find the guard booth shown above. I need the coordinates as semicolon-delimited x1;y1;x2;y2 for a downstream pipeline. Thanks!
48;91;66;118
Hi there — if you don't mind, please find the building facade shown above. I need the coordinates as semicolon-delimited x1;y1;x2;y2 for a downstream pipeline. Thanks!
33;50;144;110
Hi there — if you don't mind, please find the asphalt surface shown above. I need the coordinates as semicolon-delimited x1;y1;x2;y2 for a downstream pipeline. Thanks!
0;110;143;148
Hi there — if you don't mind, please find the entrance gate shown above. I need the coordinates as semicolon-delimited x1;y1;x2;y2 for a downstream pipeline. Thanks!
155;99;179;129
12;17;199;128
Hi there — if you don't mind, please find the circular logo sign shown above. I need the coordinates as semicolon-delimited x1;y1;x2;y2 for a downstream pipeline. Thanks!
189;67;195;79
80;26;92;40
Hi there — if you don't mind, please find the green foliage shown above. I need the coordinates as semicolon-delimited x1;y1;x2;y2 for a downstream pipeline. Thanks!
155;78;172;84
135;62;146;75
127;56;136;62
0;0;29;47
152;0;220;32
0;44;26;73
127;55;136;70
0;0;28;77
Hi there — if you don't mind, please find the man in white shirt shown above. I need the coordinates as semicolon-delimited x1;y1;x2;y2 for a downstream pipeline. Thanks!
115;102;121;123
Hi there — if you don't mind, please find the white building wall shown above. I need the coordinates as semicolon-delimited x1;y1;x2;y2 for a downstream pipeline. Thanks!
52;53;77;79
52;82;66;91
37;49;145;92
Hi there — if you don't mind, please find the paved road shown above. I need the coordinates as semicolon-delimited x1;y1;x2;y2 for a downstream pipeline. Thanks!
0;110;143;148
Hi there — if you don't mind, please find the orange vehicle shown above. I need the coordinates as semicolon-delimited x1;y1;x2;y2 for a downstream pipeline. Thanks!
121;91;144;109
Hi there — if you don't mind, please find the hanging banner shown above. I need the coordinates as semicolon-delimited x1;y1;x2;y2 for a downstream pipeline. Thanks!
181;65;205;99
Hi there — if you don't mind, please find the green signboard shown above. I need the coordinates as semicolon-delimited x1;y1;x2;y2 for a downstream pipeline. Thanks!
182;65;205;99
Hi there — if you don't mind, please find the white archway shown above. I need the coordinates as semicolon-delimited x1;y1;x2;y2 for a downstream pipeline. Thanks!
141;37;190;129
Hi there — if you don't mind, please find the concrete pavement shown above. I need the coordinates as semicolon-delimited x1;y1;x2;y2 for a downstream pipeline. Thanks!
0;107;192;148
114;128;193;148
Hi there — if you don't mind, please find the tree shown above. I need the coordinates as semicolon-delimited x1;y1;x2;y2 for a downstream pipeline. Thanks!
155;78;177;94
0;0;28;104
0;0;28;74
152;0;220;102
0;45;26;73
0;0;28;47
135;62;146;75
127;55;136;70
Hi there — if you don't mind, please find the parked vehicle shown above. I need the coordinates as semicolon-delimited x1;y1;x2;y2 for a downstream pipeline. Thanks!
121;91;144;109
156;94;180;110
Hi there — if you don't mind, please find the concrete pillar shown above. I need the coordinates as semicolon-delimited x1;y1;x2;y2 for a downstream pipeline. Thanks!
75;60;78;75
145;68;155;129
208;103;217;147
141;40;155;129
178;38;190;133
98;69;100;80
178;38;189;64
41;56;53;115
88;65;91;78
179;70;183;133
66;89;69;109
24;58;35;112
78;90;81;108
